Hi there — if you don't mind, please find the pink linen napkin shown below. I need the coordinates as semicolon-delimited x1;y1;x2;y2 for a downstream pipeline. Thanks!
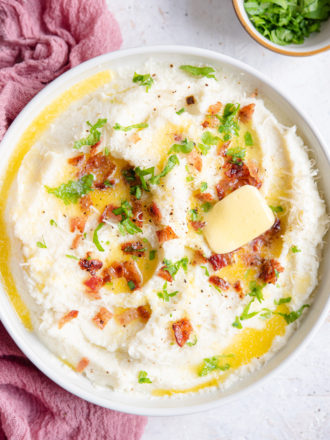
0;1;147;439
0;0;122;140
0;324;147;440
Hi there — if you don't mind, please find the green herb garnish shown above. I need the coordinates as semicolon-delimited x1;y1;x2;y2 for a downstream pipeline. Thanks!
176;107;185;115
217;103;240;141
133;73;154;91
269;205;284;213
186;334;198;347
291;245;301;253
93;223;105;252
226;146;246;164
162;257;189;279
274;296;292;305
127;280;136;290
149;155;179;184
45;174;94;205
180;65;216;79
248;281;265;303
157;282;178;302
138;370;152;383
65;254;79;260
36;237;47;249
113;122;148;132
201;202;213;212
196;143;211;155
50;219;57;227
240;299;259;320
201;265;210;277
244;131;254;146
200;182;208;192
244;0;330;46
276;304;310;324
198;355;232;376
104;147;110;156
190;209;199;222
169;138;195;154
201;131;220;145
259;308;273;319
149;250;157;260
73;118;107;150
232;316;243;329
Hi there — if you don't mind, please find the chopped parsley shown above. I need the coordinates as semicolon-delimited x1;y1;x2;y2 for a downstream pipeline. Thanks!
226;146;246;164
149;155;179;185
135;166;154;191
189;209;199;222
232;316;243;329
113;122;148;132
198;355;232;376
186;334;198;347
104;147;110;156
113;201;142;235
291;245;301;253
244;131;254;146
45;174;94;205
276;304;310;324
127;280;136;290
93;223;105;252
196;143;211;155
201;202;213;212
269;205;284;213
176;107;185;115
49;219;57;227
73;118;107;150
36;237;47;249
240;299;259;320
201;131;220;145
133;72;154;92
259;308;272;319
157;282;178;302
201;265;210;277
248;281;265;303
217;103;240;141
244;0;330;46
162;257;188;280
138;370;152;383
65;254;79;260
200;182;208;192
180;65;216;79
169;138;194;154
274;296;292;305
149;250;157;260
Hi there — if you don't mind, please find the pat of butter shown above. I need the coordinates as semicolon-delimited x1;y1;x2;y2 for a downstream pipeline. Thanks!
203;185;275;254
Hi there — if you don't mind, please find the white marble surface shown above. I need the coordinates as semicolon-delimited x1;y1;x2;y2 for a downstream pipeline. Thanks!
109;1;330;438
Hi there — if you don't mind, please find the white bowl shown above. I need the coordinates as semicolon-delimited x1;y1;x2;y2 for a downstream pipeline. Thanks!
0;46;329;416
233;0;330;56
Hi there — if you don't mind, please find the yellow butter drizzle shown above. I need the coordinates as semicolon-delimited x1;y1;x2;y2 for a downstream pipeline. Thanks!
153;306;287;396
0;70;112;330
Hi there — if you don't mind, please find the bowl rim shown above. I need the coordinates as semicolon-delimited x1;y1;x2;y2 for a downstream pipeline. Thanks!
0;44;330;416
232;0;330;57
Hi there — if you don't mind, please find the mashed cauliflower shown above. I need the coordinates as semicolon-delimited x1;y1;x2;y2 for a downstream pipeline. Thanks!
6;60;328;395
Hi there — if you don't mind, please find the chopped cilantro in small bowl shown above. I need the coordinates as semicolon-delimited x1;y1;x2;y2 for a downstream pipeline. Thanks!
233;0;330;56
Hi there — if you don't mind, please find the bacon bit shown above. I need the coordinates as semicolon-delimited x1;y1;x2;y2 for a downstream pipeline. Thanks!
94;178;116;190
233;280;244;299
195;192;214;202
101;265;117;284
209;276;229;290
116;308;140;326
259;258;284;284
68;154;84;166
122;260;143;290
58;310;79;329
209;252;234;271
149;202;162;223
186;95;195;105
172;318;193;347
79;258;103;275
208;101;222;115
70;217;86;233
157;267;173;282
156;226;178;244
80;194;92;213
244;253;262;267
191;250;208;265
251;218;281;253
203;115;219;128
216;161;262;200
132;201;144;228
84;276;103;293
92;307;113;329
71;233;82;250
137;305;151;321
100;204;122;223
121;241;145;257
76;357;89;373
201;120;210;128
174;133;183;142
217;140;231;156
129;132;141;144
190;220;206;231
90;141;101;156
250;89;258;98
239;103;255;123
78;153;116;186
187;149;202;172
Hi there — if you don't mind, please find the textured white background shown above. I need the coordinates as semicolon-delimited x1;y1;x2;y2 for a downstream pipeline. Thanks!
108;1;330;438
